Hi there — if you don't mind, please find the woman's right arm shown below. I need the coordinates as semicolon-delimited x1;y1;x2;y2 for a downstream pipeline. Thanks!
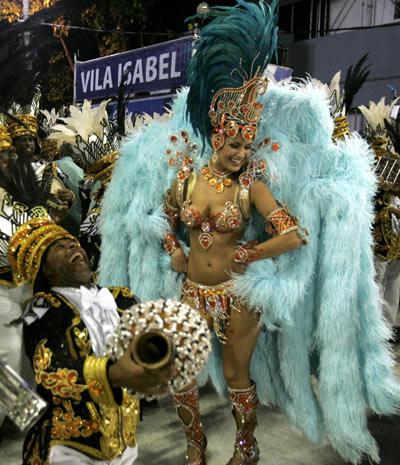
163;181;188;273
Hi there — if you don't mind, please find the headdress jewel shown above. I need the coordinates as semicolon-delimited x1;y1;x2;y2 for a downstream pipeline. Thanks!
186;0;278;151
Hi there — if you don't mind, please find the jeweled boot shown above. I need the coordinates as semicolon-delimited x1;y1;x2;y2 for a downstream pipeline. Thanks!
227;383;260;465
172;385;207;465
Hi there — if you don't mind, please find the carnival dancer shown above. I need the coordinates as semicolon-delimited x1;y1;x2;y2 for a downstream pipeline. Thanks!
99;1;400;464
41;107;85;236
6;217;172;465
5;87;76;217
47;100;118;273
359;97;400;337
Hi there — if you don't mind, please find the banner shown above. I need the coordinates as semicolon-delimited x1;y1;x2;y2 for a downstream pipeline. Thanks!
74;36;193;102
106;94;174;119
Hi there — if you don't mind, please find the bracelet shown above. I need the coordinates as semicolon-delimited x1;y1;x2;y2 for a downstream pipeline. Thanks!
163;233;181;255
234;242;260;264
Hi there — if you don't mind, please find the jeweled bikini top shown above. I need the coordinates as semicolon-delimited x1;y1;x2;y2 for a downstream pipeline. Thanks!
178;172;250;250
180;199;243;234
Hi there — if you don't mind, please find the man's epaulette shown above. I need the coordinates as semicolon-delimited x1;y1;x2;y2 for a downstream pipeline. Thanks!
108;287;139;310
32;292;62;309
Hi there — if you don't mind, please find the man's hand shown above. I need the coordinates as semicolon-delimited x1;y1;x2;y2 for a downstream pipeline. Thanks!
108;339;175;395
56;188;75;207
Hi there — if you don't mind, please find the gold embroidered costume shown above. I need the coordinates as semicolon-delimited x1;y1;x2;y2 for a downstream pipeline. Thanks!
22;289;140;465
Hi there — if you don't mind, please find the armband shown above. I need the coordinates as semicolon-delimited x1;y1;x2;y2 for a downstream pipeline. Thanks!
266;206;309;245
163;233;181;255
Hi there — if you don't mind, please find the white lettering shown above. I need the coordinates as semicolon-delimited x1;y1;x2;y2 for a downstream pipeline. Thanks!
132;59;144;84
103;66;113;89
122;61;132;85
146;56;157;82
81;71;91;93
159;53;169;80
90;69;94;92
170;52;181;78
95;69;102;91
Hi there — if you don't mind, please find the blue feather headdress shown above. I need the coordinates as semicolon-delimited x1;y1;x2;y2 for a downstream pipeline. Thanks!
186;0;278;149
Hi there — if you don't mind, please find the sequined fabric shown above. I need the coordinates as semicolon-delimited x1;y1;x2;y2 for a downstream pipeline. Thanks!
227;384;260;464
172;385;207;465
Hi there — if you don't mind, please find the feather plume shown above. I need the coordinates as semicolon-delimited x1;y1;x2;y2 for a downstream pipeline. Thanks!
358;97;393;134
343;53;370;113
8;85;42;117
0;156;53;209
186;0;278;146
49;100;109;145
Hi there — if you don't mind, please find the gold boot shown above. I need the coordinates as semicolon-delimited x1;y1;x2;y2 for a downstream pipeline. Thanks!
172;385;207;465
227;383;260;465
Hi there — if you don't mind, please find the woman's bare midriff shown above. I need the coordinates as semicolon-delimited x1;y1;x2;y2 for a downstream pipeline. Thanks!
187;229;243;285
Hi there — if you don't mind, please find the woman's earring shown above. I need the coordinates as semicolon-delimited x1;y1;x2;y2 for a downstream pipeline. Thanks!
211;152;218;164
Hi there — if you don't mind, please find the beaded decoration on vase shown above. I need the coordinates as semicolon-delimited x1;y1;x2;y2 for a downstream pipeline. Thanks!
106;299;212;398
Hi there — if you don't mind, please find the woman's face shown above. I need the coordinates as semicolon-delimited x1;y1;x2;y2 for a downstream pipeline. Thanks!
215;134;252;173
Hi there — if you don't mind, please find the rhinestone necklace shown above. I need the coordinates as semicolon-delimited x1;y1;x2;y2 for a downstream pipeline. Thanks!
201;163;233;194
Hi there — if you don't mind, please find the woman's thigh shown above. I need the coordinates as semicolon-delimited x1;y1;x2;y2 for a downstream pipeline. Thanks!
223;304;261;369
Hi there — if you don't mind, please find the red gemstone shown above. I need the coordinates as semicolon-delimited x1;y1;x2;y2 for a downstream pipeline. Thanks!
272;143;280;152
240;174;253;188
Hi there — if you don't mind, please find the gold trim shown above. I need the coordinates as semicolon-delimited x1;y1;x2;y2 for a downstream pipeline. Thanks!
83;356;118;408
33;339;86;401
109;286;134;301
238;185;251;221
50;440;111;461
51;399;99;440
0;278;14;287
332;116;350;141
86;150;118;176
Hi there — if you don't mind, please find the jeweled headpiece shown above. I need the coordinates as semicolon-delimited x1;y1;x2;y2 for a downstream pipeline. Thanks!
209;76;269;150
186;0;277;150
7;86;41;141
8;218;78;287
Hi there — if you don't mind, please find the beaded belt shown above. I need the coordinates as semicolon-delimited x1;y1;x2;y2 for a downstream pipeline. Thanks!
182;278;242;343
